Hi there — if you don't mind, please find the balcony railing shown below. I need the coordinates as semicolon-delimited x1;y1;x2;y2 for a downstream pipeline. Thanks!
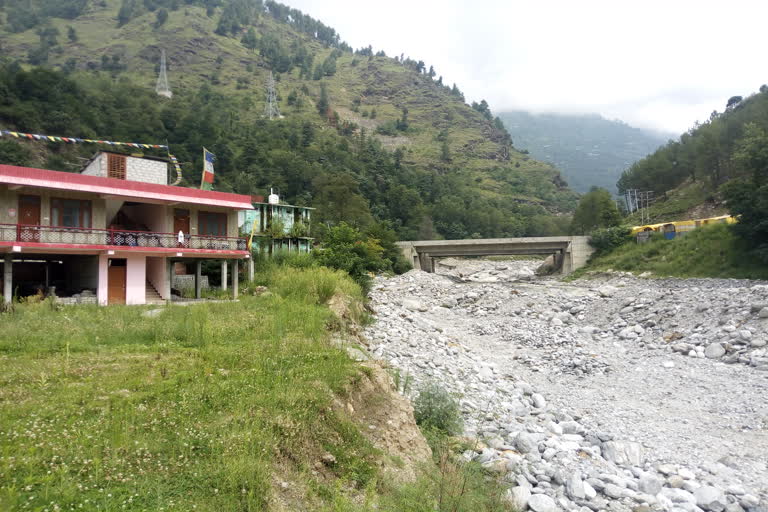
1;224;247;251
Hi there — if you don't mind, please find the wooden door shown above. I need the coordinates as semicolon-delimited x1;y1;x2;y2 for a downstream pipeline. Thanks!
108;264;126;305
18;195;41;242
174;209;190;233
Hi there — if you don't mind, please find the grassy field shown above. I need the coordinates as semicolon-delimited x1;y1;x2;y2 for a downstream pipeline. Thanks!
0;262;513;511
575;224;768;280
624;180;728;225
0;266;373;511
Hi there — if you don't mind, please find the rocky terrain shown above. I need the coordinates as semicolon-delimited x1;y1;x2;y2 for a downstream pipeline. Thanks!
363;259;768;512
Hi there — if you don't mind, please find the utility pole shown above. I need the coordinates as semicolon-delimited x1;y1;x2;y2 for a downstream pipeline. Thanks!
264;71;281;120
624;189;654;224
155;49;172;99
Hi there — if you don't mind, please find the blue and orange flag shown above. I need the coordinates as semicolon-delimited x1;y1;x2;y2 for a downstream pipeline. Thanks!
201;148;215;190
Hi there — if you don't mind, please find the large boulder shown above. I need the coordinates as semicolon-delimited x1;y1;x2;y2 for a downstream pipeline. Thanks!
694;486;727;512
601;440;643;466
507;486;531;510
638;473;663;495
515;433;539;454
661;488;696;504
528;493;557;512
565;472;585;500
705;343;726;359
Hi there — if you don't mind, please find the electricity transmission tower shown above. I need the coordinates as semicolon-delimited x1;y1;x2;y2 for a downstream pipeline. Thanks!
624;189;654;224
264;71;281;120
155;49;172;98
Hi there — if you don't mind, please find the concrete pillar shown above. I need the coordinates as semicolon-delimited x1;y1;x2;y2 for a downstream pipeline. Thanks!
232;259;239;300
125;255;147;306
3;258;12;305
195;260;202;299
165;258;173;301
418;252;434;273
247;258;254;282
220;260;228;291
97;254;108;306
561;245;574;275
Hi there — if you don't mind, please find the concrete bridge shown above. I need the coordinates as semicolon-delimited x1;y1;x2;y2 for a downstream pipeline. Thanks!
396;236;594;274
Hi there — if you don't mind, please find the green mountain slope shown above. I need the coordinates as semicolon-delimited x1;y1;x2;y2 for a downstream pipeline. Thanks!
617;87;768;196
616;86;768;260
0;0;577;240
498;111;669;194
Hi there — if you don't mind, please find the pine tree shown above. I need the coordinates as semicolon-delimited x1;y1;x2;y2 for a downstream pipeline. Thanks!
241;28;257;50
570;187;621;235
317;83;329;115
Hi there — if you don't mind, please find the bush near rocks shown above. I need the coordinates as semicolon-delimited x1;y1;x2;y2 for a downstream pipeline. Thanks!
413;382;464;436
588;225;633;255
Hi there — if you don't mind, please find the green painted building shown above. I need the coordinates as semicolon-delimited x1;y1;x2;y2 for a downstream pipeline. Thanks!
239;199;314;254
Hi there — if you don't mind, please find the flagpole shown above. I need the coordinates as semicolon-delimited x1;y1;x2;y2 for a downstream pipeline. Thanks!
200;147;206;190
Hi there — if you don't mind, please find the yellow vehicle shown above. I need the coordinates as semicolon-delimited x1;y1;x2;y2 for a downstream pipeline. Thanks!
631;215;736;239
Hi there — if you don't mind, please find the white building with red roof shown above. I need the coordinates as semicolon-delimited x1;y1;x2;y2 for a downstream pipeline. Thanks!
1;152;253;305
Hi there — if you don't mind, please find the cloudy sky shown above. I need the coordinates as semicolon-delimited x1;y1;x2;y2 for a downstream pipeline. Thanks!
286;0;767;134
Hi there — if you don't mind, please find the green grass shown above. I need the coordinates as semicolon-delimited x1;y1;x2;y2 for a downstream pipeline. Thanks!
576;224;768;280
625;180;727;225
0;263;515;510
0;266;376;511
315;429;513;512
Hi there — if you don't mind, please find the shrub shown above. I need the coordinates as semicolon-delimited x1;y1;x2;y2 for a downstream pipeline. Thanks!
589;225;632;254
413;382;463;436
289;220;310;238
313;223;388;292
270;266;361;306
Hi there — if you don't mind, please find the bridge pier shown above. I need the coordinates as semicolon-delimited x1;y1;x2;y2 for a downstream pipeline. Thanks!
418;252;435;273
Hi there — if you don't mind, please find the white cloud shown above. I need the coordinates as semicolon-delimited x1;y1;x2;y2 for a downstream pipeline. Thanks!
284;0;768;133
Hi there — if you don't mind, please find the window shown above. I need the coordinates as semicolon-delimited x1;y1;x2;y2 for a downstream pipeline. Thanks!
107;153;126;179
51;198;92;228
198;211;227;237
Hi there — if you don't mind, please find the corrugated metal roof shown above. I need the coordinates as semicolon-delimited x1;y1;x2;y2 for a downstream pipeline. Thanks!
0;164;253;210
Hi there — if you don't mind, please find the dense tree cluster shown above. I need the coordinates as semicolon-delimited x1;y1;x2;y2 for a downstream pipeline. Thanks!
617;85;768;195
2;0;89;32
720;123;768;262
570;187;621;235
0;62;572;242
618;85;768;260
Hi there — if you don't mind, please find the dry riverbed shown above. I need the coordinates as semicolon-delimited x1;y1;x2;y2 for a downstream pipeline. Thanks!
364;258;768;512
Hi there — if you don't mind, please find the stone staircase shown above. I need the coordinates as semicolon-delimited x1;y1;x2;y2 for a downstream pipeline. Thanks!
145;281;165;305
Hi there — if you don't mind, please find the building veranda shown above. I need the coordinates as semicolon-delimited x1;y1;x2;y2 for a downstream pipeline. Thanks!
0;151;253;306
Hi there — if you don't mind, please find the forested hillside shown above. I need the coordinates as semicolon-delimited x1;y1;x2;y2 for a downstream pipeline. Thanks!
499;111;669;193
0;0;577;240
617;85;768;261
617;87;768;196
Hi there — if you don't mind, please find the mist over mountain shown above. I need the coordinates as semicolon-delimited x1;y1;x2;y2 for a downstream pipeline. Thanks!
499;111;671;193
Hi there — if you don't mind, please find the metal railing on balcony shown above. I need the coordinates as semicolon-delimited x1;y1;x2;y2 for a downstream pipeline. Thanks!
0;224;248;251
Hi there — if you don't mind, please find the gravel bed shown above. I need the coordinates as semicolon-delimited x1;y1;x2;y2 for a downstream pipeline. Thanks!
364;258;768;512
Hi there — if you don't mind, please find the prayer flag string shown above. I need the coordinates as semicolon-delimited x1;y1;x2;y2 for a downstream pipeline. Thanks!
0;129;184;185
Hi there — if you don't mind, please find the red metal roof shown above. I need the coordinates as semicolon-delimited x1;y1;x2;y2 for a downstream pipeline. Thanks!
0;164;253;210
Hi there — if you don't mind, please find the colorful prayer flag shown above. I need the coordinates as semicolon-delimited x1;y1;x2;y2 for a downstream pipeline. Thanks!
201;148;215;190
